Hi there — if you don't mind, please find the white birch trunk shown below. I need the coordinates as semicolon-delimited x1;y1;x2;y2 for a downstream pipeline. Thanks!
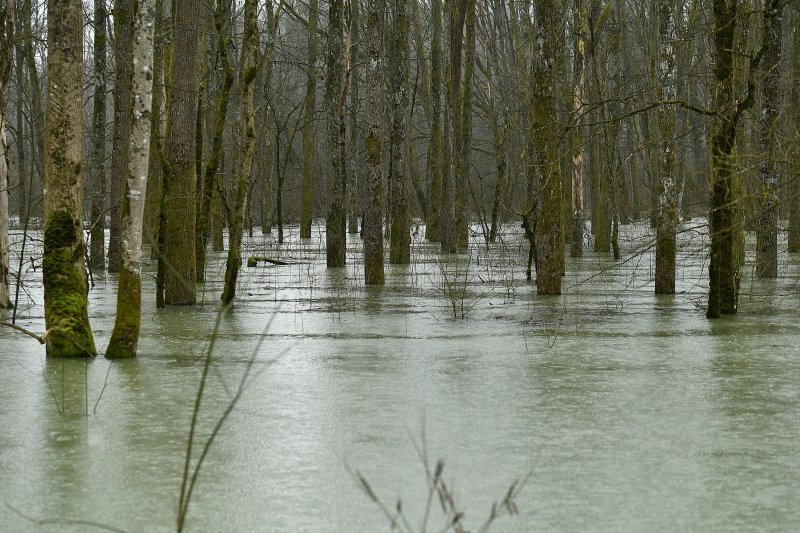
106;0;156;357
0;113;9;308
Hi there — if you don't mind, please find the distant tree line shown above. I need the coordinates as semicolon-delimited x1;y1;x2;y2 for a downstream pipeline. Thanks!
1;0;799;355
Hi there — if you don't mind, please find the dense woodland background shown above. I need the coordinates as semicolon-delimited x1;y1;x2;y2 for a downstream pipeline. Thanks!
1;0;800;355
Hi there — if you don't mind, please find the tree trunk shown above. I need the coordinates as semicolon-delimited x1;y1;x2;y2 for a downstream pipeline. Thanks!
442;0;465;253
532;0;563;295
790;7;800;252
364;0;385;284
389;0;411;264
108;0;134;273
143;0;164;255
348;0;361;235
196;0;234;282
106;0;157;358
163;0;200;305
0;0;12;309
300;0;319;239
453;0;474;249
89;0;107;272
755;0;781;278
325;0;347;267
655;0;678;294
707;0;748;318
43;0;96;356
570;0;587;257
426;0;443;242
221;0;259;306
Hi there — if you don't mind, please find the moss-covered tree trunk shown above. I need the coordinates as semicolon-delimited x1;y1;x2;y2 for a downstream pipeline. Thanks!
389;0;410;264
790;8;800;253
108;0;134;273
221;0;259;306
655;0;678;294
106;0;157;358
163;0;199;305
531;0;563;296
325;0;347;267
426;0;444;242
89;0;107;272
196;0;234;282
300;0;319;239
755;0;781;278
364;0;385;284
43;0;96;357
453;0;474;250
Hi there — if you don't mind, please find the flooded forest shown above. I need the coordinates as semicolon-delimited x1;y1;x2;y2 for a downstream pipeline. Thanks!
1;0;800;531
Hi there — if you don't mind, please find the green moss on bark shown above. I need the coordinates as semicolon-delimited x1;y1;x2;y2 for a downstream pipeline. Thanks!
106;266;142;358
43;211;97;357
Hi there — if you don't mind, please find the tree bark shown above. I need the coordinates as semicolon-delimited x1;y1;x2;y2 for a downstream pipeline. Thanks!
108;0;134;273
655;0;678;294
790;6;800;252
0;0;12;309
106;0;157;358
325;0;347;267
531;0;563;295
389;0;410;264
454;0;474;249
162;0;200;305
43;0;96;356
426;0;444;242
196;0;234;282
570;0;587;257
89;0;107;272
707;0;747;318
300;0;319;239
755;0;781;278
221;0;259;305
364;0;385;284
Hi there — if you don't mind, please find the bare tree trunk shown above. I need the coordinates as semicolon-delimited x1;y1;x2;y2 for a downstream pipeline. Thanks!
790;6;800;252
89;0;107;272
454;0;474;249
300;0;319;239
106;0;157;358
364;0;385;284
570;0;587;257
655;0;677;294
348;0;361;235
196;0;234;282
426;0;443;242
0;0;12;309
108;0;134;273
389;0;410;264
532;0;563;295
43;0;96;356
755;0;782;278
707;0;751;318
442;0;465;253
221;0;259;305
163;0;200;305
325;0;347;267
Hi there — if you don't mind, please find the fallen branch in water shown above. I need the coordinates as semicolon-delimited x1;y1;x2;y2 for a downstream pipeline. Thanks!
0;321;45;344
246;256;289;267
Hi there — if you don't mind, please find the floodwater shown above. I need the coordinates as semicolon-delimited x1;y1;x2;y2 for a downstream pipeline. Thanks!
1;220;800;532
